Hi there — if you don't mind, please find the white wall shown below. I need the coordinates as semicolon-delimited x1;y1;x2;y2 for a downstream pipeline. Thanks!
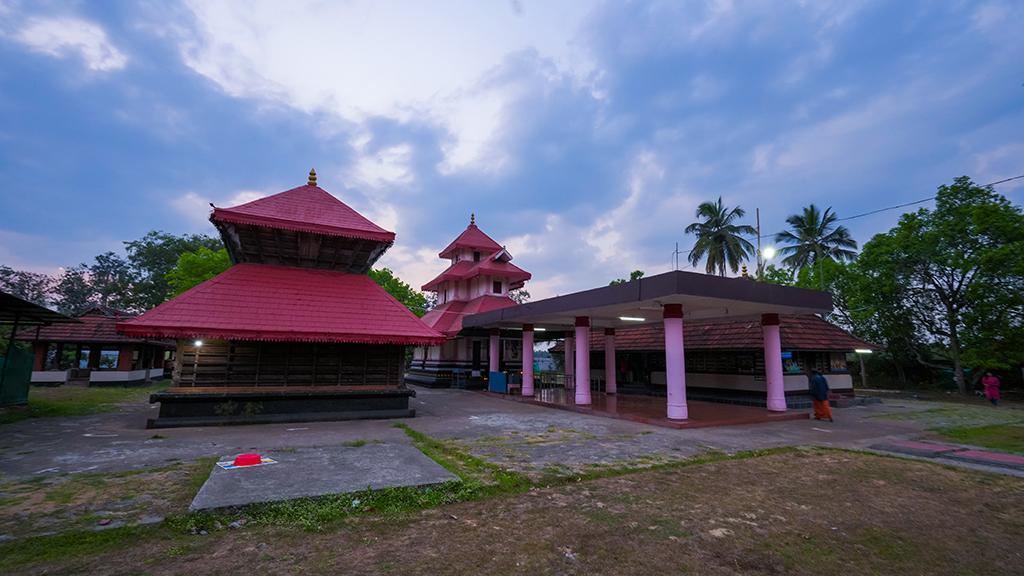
31;370;68;384
89;369;150;383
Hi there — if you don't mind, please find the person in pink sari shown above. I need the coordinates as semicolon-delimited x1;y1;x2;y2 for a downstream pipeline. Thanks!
982;372;1001;407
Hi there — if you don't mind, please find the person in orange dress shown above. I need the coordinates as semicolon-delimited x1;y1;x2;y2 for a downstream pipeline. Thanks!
809;369;833;422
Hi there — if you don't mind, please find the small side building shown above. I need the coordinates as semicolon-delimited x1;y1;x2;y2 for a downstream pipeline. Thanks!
17;307;173;386
118;170;445;427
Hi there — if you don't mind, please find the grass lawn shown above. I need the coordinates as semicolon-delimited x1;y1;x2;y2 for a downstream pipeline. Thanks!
874;403;1024;454
1;431;1022;575
0;382;167;425
938;424;1024;455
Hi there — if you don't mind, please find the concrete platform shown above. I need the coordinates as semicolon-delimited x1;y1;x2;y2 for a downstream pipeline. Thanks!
487;389;809;429
189;443;457;510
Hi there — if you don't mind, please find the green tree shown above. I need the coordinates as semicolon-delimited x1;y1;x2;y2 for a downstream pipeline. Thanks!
609;270;645;286
89;252;134;310
758;264;794;286
774;205;858;278
0;265;52;306
856;176;1024;393
166;247;231;296
510;288;530;304
368;268;429;317
51;265;95;315
684;197;756;276
124;231;224;309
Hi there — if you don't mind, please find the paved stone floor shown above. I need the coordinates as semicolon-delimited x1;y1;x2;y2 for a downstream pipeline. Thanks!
0;386;951;482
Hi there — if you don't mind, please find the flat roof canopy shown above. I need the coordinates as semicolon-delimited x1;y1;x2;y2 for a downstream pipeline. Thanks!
0;291;78;327
462;270;832;331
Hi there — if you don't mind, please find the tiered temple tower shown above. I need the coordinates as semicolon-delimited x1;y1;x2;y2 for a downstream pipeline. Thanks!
407;214;531;387
120;169;443;427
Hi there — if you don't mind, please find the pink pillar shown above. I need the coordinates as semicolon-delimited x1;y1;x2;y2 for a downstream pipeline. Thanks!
488;329;500;374
762;314;787;412
522;324;534;396
604;328;617;394
664;304;688;420
575;317;591;405
564;335;575;389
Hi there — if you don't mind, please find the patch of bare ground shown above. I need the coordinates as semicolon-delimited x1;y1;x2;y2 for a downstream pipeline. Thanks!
6;449;1022;576
0;458;213;539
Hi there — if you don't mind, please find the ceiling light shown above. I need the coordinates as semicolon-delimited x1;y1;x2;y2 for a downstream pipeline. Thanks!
619;316;645;322
194;340;204;347
854;348;872;354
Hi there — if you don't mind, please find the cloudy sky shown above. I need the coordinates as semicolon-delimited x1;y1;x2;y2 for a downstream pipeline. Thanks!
1;0;1022;298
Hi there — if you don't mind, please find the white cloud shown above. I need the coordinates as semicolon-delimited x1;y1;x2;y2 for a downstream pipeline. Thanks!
352;143;414;189
13;17;127;71
171;190;265;231
169;0;597;173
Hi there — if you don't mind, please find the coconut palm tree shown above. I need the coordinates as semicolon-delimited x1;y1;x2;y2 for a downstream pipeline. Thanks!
774;205;858;273
685;197;757;276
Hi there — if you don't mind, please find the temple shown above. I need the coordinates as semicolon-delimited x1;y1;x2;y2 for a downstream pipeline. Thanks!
119;169;444;427
406;215;531;388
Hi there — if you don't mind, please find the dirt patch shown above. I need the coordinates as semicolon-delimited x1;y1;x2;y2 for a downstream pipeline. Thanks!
7;450;1023;575
0;458;212;540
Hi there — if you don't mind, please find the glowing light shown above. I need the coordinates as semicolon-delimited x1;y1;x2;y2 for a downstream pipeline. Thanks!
194;340;204;347
762;246;777;259
619;316;646;322
854;348;873;354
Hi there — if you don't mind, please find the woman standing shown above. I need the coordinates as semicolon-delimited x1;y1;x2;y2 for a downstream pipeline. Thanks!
982;372;1001;407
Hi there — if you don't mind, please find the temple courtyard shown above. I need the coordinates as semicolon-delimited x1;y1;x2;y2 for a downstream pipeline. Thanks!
1;388;1023;574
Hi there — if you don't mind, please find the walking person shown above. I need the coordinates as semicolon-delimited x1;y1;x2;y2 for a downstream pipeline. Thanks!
809;369;833;422
982;371;1001;407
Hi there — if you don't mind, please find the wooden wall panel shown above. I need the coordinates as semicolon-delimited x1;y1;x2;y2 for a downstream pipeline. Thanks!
175;340;405;388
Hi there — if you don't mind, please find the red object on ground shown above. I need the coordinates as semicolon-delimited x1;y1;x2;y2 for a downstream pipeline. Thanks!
233;453;262;467
117;264;445;345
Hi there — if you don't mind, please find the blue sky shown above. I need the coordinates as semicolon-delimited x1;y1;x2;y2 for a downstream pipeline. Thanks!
1;0;1022;298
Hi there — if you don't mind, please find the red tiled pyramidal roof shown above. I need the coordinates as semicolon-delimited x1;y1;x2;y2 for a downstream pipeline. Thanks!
552;315;878;352
420;295;518;337
118;264;444;345
211;184;395;243
421;257;532;291
438;223;502;258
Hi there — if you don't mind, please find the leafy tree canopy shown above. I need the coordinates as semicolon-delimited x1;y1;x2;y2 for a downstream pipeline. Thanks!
368;268;430;317
684;197;756;276
125;231;224;309
775;204;857;275
609;270;645;286
166;247;232;296
854;176;1024;392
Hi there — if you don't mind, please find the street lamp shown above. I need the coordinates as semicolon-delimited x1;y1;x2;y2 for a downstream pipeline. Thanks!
762;246;776;260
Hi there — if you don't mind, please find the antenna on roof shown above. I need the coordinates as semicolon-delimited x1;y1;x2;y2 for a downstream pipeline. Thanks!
470;212;475;226
308;168;317;186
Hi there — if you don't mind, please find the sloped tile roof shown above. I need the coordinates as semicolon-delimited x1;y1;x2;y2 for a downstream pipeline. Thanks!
421;256;531;291
16;307;171;345
211;185;395;243
420;295;518;337
552;315;878;352
118;264;444;345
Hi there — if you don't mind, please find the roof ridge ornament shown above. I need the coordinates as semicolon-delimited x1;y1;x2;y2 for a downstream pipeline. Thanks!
470;212;475;226
308;168;317;186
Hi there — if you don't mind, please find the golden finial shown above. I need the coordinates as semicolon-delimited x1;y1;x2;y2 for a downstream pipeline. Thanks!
308;168;317;186
741;264;749;278
470;212;475;226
